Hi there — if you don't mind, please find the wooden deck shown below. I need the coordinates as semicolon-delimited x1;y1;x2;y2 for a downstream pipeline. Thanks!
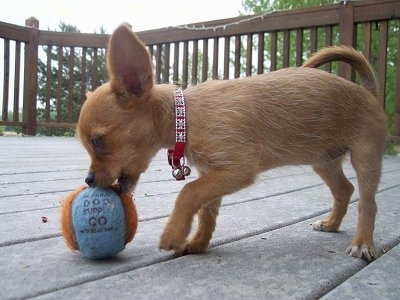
1;136;400;299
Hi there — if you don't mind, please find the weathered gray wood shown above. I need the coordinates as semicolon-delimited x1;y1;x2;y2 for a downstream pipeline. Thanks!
0;136;399;299
1;0;400;138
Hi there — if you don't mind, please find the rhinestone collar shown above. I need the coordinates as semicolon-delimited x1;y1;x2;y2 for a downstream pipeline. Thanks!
167;89;191;180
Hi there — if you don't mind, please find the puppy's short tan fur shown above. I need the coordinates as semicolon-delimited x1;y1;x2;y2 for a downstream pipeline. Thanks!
77;24;387;261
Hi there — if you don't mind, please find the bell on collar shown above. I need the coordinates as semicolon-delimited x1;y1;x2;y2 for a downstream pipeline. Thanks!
183;166;191;176
172;168;184;180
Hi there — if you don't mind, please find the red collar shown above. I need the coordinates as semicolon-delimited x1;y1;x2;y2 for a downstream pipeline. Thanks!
167;89;191;180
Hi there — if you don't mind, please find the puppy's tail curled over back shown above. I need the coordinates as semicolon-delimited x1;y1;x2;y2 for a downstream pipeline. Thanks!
302;46;378;97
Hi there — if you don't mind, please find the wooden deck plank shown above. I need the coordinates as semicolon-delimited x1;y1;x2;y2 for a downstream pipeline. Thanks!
9;187;400;300
0;136;399;299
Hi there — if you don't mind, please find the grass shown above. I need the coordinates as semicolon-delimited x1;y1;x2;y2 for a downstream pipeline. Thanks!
385;141;400;155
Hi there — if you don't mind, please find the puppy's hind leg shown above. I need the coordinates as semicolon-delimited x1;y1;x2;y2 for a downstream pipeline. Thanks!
311;158;354;232
176;197;222;257
347;138;385;261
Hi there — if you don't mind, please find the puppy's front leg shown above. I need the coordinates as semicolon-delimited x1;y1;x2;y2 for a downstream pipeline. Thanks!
159;169;255;254
159;182;200;253
176;197;222;257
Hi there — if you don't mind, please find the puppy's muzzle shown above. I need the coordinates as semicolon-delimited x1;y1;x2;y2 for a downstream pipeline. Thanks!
84;172;129;192
85;172;96;187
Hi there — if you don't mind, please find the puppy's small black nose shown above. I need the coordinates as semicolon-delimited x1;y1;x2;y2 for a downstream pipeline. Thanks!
85;172;96;187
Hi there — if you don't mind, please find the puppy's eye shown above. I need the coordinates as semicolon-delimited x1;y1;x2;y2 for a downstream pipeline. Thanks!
91;136;106;153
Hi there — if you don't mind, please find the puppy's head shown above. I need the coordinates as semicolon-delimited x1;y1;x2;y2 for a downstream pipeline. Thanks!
77;24;156;192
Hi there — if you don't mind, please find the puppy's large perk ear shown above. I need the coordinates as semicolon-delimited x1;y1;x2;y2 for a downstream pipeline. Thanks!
107;24;153;98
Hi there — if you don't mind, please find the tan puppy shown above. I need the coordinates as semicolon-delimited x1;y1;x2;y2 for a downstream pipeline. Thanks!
77;24;387;261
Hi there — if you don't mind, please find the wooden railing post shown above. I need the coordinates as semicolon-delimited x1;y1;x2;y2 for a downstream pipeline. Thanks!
23;17;39;135
338;0;354;81
396;24;400;138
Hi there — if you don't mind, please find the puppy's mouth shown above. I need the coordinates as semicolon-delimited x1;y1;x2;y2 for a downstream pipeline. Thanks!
117;174;130;192
85;171;137;193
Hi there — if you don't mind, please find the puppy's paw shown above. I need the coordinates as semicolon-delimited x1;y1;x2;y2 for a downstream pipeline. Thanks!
159;232;184;252
173;239;209;257
311;220;325;231
159;223;190;253
311;220;338;232
311;220;334;232
346;244;379;262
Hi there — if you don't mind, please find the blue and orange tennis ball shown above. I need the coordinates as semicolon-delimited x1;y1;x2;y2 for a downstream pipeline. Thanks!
60;185;138;259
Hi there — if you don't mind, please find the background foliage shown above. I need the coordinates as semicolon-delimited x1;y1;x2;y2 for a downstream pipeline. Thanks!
36;23;106;136
241;0;398;136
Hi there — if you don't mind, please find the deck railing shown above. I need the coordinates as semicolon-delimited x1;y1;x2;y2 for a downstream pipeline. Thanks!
0;0;399;139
